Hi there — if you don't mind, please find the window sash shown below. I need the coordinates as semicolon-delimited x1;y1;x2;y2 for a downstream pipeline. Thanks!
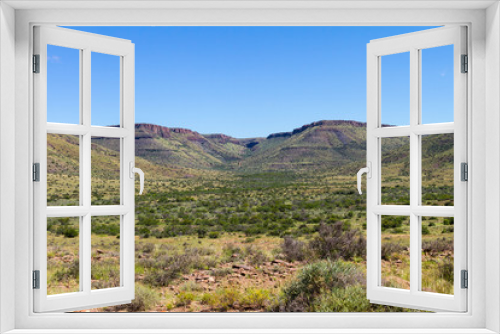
366;26;468;312
32;25;136;313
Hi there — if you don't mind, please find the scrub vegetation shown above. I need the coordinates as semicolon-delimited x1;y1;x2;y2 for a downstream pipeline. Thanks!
46;120;455;312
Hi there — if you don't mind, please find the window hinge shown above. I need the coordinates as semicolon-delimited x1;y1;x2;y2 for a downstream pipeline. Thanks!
461;162;468;182
461;270;468;289
33;163;40;182
461;54;468;73
33;54;40;73
33;270;40;289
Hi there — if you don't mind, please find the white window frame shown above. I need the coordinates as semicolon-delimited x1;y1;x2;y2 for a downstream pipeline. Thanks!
1;1;499;333
33;26;136;312
365;26;467;312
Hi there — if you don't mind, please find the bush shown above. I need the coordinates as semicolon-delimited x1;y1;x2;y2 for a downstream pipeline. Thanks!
92;223;120;236
109;284;160;312
443;217;454;225
276;260;363;312
60;227;78;238
422;225;430;235
281;236;307;262
176;291;196;307
53;259;79;282
200;288;241;311
308;222;366;261
381;216;407;231
381;241;406;261
438;257;454;283
143;248;215;287
312;285;408;312
422;237;453;255
240;288;271;309
244;245;270;266
442;226;454;233
208;231;220;239
209;267;232;278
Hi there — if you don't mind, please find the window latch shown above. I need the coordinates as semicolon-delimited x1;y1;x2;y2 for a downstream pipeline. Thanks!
129;162;145;195
357;162;371;195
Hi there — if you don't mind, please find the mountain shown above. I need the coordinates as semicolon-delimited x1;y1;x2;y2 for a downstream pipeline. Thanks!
126;120;369;171
49;120;454;176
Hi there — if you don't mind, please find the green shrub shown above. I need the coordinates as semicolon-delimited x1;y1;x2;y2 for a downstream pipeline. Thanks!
109;284;160;312
312;285;408;312
208;231;220;239
308;223;366;261
422;225;430;235
176;291;196;306
276;260;363;312
60;227;78;238
381;241;406;261
281;236;307;262
438;257;454;283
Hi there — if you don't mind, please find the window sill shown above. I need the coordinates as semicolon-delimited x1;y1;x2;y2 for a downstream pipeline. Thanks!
4;330;498;334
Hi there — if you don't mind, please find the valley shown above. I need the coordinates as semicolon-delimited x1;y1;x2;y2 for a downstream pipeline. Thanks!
46;120;454;312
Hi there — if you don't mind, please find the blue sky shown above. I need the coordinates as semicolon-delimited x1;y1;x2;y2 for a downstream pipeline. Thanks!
48;26;454;138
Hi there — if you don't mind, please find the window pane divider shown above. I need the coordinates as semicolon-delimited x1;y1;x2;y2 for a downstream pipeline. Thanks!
46;205;130;217
47;123;128;137
373;205;454;216
373;123;454;138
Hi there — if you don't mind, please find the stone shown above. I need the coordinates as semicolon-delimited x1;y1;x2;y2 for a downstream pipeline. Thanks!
232;264;252;271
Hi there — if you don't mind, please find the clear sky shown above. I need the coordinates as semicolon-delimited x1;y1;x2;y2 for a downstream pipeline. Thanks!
48;26;454;138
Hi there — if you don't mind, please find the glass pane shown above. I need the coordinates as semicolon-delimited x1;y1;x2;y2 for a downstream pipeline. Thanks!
91;215;121;290
91;137;121;205
381;215;410;290
47;45;80;124
91;52;121;127
421;133;454;206
421;45;454;124
381;52;410;126
47;217;80;295
381;137;410;205
421;216;454;295
47;134;80;206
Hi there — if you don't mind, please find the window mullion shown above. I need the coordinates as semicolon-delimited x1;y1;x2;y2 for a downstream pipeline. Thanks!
409;47;420;295
82;48;92;294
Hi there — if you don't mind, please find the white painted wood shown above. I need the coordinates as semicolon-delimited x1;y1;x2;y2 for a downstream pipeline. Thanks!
2;0;497;10
1;329;498;334
366;26;467;312
10;6;488;333
33;26;135;313
372;205;454;216
485;3;500;333
372;123;454;138
0;2;17;333
46;123;129;137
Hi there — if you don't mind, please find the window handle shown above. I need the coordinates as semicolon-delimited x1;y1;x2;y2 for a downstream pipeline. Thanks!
357;162;371;195
129;162;145;195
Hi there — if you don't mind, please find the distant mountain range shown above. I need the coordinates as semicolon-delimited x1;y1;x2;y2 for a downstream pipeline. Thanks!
49;120;453;177
127;120;369;171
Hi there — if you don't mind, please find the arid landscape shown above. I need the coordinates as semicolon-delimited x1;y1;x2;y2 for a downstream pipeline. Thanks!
45;120;454;312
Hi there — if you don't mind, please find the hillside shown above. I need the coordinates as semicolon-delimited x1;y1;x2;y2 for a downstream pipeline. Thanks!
48;120;454;176
127;120;371;171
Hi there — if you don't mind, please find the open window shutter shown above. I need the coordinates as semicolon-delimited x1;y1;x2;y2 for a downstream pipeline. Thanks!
365;26;467;312
33;26;136;312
